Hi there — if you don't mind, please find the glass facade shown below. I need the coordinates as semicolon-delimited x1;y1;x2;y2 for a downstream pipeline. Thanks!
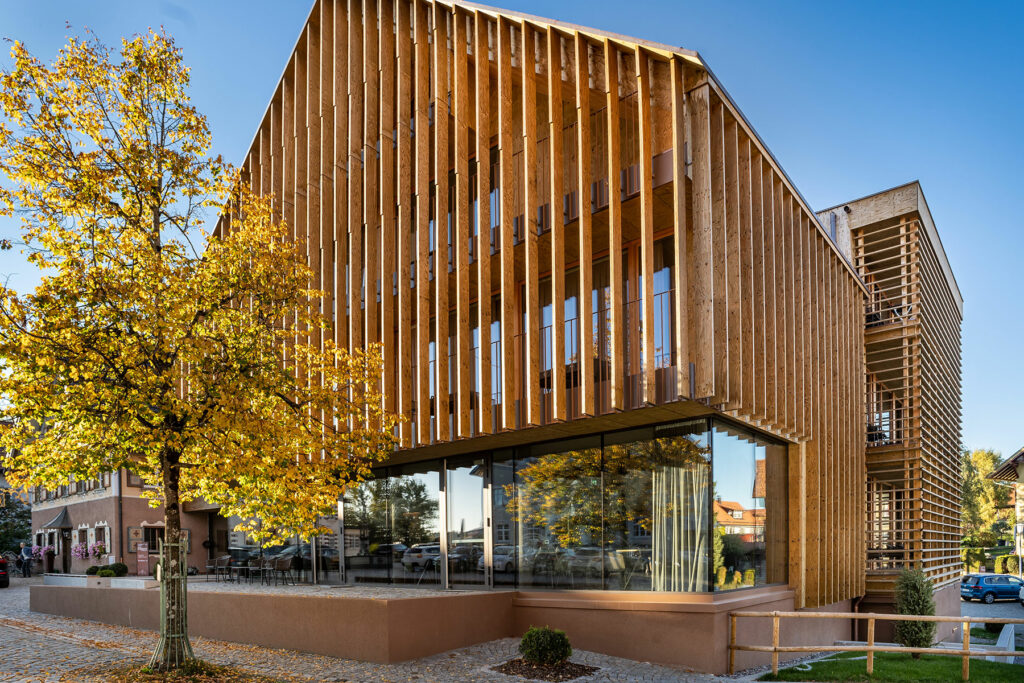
332;417;788;593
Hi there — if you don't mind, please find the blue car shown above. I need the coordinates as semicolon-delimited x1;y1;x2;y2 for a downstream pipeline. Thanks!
960;573;1023;604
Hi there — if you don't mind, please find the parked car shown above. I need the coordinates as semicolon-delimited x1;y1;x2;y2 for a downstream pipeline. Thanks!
961;573;1024;603
565;547;604;577
0;556;8;588
447;543;482;572
476;545;519;573
402;544;441;571
372;543;408;562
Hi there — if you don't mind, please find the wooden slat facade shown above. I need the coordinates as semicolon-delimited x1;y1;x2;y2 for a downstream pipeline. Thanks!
215;0;968;613
819;183;964;597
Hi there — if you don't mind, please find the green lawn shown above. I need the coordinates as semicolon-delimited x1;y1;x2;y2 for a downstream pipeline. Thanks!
759;651;1023;682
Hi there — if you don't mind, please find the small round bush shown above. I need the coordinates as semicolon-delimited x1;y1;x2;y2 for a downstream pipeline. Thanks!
97;569;115;578
994;555;1007;574
1006;555;1020;574
85;566;99;575
984;622;1003;634
110;562;129;577
743;569;755;585
519;626;572;666
732;570;742;585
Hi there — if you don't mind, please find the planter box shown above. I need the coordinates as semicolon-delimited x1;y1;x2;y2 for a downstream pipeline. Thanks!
87;576;111;588
43;573;89;587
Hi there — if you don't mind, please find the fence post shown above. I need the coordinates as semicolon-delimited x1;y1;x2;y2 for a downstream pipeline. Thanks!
866;617;874;675
962;620;970;681
729;613;736;675
771;612;780;676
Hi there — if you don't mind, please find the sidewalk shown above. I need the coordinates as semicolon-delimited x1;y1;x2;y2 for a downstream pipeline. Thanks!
1;577;719;682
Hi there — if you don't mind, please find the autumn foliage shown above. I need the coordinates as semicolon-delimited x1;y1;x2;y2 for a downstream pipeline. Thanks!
0;30;398;668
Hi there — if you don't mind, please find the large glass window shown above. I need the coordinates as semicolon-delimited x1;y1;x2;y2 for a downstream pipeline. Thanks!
711;424;788;590
512;437;602;590
331;417;785;594
604;421;711;592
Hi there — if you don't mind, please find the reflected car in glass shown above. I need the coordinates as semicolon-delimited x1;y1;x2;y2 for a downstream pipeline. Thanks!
478;545;518;573
402;544;441;571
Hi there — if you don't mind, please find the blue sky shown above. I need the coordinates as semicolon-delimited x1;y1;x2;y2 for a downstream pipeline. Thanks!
2;1;1020;458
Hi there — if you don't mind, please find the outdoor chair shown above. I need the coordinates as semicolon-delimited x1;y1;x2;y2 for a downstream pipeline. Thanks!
272;556;295;586
214;555;231;582
247;556;271;584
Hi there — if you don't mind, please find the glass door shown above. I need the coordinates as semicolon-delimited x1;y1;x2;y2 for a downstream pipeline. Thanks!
446;457;487;588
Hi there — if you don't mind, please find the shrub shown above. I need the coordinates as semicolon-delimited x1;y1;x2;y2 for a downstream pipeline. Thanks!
1005;555;1020;574
743;569;756;586
716;565;727;586
96;569;115;578
110;562;128;577
994;555;1007;574
732;570;742;586
85;566;99;575
985;622;1004;634
519;626;572;666
893;568;935;658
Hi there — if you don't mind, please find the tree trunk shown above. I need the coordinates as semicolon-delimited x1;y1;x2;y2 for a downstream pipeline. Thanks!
149;446;195;670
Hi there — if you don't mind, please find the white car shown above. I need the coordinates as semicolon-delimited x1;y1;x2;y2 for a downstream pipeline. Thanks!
477;545;518;573
1019;582;1024;606
402;544;440;571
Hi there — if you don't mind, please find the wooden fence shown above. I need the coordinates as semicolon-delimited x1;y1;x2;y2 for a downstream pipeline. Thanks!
728;610;1024;680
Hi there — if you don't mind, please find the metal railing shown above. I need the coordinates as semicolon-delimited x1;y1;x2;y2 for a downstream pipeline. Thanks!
728;610;1024;680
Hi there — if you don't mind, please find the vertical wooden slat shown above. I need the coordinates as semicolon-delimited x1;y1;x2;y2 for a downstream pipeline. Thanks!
474;11;493;435
364;0;379;362
738;134;754;418
334;0;349;355
320;0;335;393
724;114;741;410
669;56;689;400
433;1;450;442
761;160;776;425
749;147;765;421
604;38;623;411
521;21;541;426
547;26;566;423
414;0;430;444
498;16;516;429
396;0;413;445
380;0;396;419
709;95;728;405
635;48;656;406
454;8;472;438
688;84;713;399
575;32;595;417
348;0;364;356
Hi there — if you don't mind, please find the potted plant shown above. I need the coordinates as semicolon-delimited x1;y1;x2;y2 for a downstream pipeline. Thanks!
89;541;107;559
71;543;90;563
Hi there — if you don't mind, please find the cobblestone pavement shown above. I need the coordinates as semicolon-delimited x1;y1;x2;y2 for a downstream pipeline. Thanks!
0;576;721;682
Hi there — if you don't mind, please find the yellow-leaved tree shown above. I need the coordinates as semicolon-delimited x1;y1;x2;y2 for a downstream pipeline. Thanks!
0;31;398;670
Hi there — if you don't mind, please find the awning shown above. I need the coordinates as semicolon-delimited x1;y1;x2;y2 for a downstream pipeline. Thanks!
42;506;73;529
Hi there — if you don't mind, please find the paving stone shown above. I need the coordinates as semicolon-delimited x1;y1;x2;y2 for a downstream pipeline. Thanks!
0;576;720;682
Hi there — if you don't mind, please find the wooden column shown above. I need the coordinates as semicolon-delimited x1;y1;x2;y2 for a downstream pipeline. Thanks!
414;0;430;444
474;11;493;435
547;27;566;423
521;21;541;426
497;17;515;429
454;8;472;438
604;38;623;411
379;0;396;419
575;32;595;417
396;0;413;445
348;0;364;354
687;83;713;399
333;0;349;356
669;56;689;400
433;1;450;441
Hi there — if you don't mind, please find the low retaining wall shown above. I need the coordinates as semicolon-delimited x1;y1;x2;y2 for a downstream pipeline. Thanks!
31;584;851;672
30;585;515;663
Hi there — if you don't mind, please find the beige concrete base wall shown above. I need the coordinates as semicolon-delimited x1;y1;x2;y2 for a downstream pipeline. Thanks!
513;587;851;674
31;586;514;663
32;585;855;672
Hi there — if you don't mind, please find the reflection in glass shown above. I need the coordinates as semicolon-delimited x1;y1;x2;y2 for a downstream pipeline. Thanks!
392;462;441;586
510;437;602;589
491;451;516;588
712;424;788;590
447;458;487;587
315;507;343;585
343;478;391;585
604;421;711;592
